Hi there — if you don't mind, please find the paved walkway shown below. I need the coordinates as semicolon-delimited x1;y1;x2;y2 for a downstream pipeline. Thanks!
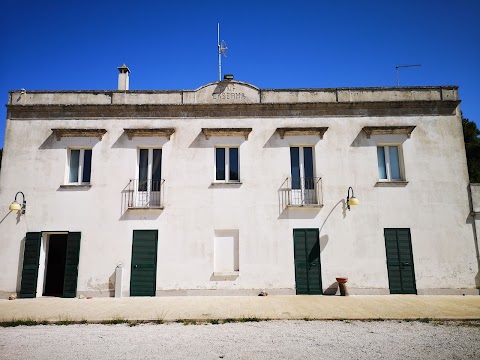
1;295;479;323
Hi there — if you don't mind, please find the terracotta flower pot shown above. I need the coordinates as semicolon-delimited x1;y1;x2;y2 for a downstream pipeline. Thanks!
336;277;348;284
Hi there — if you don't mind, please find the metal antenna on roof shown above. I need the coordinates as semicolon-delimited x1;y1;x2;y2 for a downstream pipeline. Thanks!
396;64;421;86
218;23;228;81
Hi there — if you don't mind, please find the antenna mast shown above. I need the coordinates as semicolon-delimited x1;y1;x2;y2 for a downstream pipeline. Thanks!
396;64;421;86
217;23;227;81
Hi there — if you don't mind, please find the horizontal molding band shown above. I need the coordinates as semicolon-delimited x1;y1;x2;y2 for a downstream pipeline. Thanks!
7;100;460;120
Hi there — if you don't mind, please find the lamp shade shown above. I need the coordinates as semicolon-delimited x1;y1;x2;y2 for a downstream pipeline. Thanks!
9;202;22;211
348;197;359;206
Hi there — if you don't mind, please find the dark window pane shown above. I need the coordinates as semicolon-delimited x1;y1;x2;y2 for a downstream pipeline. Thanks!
138;149;148;191
152;149;162;184
290;147;300;189
82;149;92;183
69;150;80;183
377;147;387;179
229;148;239;181
389;146;401;179
303;147;314;189
216;148;225;180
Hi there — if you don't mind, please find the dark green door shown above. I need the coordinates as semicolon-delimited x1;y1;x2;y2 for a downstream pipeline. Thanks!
130;230;158;296
63;232;81;298
19;232;42;298
384;228;417;294
293;228;322;294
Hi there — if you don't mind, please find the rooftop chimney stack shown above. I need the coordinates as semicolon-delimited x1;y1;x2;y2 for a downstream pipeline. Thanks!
117;64;130;90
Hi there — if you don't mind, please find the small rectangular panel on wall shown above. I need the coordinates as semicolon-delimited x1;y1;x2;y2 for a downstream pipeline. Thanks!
214;229;239;273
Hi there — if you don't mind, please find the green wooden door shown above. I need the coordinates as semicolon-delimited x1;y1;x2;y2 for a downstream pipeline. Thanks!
63;232;82;298
384;228;417;294
293;229;322;295
19;232;42;298
130;230;158;296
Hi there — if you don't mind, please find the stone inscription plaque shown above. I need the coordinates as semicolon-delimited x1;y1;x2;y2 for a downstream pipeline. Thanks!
212;84;246;101
193;82;260;104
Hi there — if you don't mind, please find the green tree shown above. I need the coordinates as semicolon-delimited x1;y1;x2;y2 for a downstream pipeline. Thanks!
462;115;480;182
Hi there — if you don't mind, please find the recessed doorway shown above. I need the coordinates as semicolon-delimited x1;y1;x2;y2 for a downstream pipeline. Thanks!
43;234;68;296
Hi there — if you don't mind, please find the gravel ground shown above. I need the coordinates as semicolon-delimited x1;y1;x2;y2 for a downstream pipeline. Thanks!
0;320;479;359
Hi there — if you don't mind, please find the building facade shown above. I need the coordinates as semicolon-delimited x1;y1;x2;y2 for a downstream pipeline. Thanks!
0;68;478;298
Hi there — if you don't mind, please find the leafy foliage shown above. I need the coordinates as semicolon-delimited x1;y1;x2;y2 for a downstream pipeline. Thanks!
462;116;480;183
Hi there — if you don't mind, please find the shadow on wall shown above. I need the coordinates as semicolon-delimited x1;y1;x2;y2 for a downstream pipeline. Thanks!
278;208;321;220
39;133;101;150
0;211;12;225
350;130;409;148
111;132;170;149
263;132;320;148
320;235;329;253
323;282;339;296
119;211;162;221
108;270;116;296
16;236;25;293
466;184;480;289
350;129;370;148
318;200;347;232
188;131;247;149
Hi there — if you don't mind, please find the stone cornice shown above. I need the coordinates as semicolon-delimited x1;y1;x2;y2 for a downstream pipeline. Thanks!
51;128;107;141
276;127;329;139
124;128;175;140
202;128;253;140
7;100;460;120
362;126;416;139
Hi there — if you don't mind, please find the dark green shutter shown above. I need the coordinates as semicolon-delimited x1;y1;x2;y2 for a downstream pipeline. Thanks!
384;228;416;294
19;232;42;298
130;230;158;296
62;232;81;298
293;229;322;295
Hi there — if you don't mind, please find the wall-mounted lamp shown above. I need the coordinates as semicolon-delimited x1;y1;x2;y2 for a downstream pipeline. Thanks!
9;192;26;214
346;187;359;211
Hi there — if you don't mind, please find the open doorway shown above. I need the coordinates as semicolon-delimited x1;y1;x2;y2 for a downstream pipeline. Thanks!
43;234;68;296
20;231;81;298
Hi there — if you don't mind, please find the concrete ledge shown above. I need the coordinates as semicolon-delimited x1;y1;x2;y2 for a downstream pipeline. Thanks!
1;295;479;322
417;288;479;295
76;291;115;298
155;289;296;296
347;288;391;295
0;291;16;300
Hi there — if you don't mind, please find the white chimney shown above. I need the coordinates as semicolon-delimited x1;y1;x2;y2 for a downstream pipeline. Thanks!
117;64;130;90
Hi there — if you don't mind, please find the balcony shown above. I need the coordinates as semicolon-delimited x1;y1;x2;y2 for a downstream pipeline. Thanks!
279;177;323;210
123;179;165;210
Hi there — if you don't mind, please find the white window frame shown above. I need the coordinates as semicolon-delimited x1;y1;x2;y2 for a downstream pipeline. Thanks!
67;148;92;185
377;144;404;181
214;146;240;183
136;148;162;183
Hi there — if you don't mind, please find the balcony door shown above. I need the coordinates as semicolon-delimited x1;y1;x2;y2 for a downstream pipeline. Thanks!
290;146;316;205
137;148;162;207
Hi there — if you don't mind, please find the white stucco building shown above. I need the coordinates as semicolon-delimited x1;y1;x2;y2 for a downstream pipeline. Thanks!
0;66;478;298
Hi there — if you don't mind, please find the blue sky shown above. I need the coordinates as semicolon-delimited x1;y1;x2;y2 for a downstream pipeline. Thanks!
1;1;479;148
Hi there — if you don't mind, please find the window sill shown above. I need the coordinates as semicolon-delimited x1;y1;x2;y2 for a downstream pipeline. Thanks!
287;204;323;208
127;206;164;211
58;184;92;190
375;181;409;187
211;271;239;281
210;182;242;188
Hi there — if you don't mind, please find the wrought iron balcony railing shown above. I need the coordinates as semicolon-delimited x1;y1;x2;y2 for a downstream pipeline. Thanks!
278;177;323;210
123;179;165;209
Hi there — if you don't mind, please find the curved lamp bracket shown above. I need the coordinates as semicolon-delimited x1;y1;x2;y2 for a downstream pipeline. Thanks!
346;187;359;211
9;192;26;214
